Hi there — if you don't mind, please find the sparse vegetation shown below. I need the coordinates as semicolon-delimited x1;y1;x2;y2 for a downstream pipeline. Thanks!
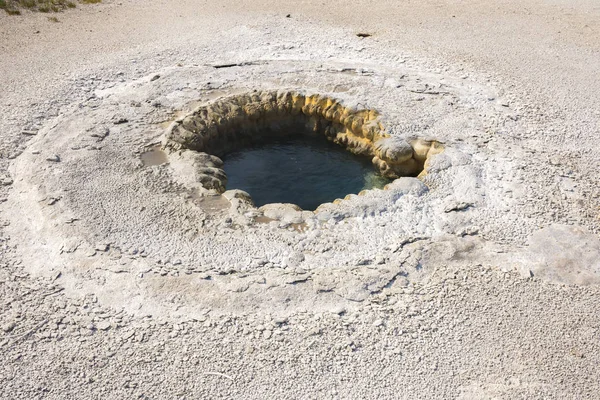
1;0;98;15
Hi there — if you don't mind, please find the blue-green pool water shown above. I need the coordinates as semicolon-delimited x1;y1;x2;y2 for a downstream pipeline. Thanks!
222;135;390;210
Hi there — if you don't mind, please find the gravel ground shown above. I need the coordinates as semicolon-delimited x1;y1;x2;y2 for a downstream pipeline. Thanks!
1;1;599;398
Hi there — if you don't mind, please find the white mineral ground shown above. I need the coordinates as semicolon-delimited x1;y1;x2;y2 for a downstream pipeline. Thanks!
1;0;600;398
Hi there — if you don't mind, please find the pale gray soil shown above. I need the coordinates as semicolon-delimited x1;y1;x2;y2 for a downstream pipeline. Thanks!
1;1;600;399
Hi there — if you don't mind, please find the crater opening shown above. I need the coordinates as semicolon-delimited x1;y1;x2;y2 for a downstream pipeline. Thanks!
222;133;390;210
165;90;443;210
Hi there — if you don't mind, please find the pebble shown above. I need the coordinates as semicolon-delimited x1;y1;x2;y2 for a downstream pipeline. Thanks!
95;243;110;252
96;321;111;331
2;321;16;333
46;155;61;162
373;319;384;327
330;306;346;315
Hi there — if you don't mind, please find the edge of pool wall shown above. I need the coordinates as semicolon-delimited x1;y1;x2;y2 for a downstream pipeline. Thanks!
161;90;444;214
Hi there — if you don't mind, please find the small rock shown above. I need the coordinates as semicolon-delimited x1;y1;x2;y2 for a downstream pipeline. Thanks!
46;155;61;162
458;226;480;236
112;116;129;125
96;321;111;331
1;178;13;186
263;330;272;339
518;267;535;279
444;201;473;213
95;243;110;252
90;127;109;139
373;319;384;327
2;321;16;333
46;196;61;205
85;248;97;257
330;306;346;316
21;130;38;136
150;74;160;81
307;327;321;336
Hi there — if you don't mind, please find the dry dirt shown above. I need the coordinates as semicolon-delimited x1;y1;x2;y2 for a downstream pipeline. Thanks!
1;1;600;399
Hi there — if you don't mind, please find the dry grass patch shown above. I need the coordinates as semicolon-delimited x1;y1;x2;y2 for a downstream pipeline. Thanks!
1;0;99;14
